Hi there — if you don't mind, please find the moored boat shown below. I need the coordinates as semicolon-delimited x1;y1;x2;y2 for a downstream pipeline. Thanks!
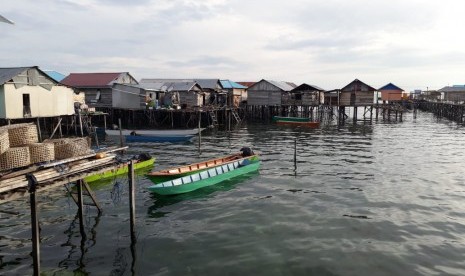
272;116;320;128
105;128;204;137
147;155;260;195
85;153;155;183
146;150;255;184
125;135;194;143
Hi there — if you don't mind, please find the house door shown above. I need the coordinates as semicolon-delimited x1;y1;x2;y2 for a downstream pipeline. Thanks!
350;92;356;106
23;94;31;117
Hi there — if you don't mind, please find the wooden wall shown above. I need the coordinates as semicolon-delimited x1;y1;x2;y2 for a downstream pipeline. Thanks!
339;91;374;106
381;90;402;101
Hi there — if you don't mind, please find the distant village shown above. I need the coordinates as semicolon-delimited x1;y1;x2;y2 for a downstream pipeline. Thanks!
0;66;464;123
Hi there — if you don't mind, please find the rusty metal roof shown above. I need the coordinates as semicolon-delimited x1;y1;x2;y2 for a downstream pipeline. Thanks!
61;73;125;88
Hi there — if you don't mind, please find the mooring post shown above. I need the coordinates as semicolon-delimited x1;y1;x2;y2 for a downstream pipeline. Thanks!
198;111;202;155
128;160;136;244
76;179;86;238
294;137;297;172
78;111;84;137
27;174;40;276
118;118;123;148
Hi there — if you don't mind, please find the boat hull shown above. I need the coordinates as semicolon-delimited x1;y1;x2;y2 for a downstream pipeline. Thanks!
106;129;204;137
125;135;194;143
146;153;254;184
272;116;311;122
147;157;260;195
85;158;155;183
275;121;320;128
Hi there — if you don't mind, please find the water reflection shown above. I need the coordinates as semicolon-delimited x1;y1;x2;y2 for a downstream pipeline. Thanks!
147;171;260;217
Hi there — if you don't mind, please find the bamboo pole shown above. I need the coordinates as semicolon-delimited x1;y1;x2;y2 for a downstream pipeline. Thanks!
128;160;136;244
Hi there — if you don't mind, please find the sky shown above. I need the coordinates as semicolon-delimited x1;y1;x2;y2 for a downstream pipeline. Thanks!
1;0;465;91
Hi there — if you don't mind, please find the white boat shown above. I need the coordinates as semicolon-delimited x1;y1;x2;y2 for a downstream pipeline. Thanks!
105;128;205;137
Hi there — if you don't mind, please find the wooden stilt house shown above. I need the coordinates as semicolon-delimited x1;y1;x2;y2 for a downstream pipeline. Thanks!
339;79;376;106
285;83;324;106
247;79;296;106
61;72;138;108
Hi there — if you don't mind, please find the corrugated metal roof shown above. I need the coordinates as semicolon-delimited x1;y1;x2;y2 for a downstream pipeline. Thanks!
341;79;376;92
194;79;220;90
292;83;325;92
139;80;198;92
43;70;66;82
220;80;247;89
237;82;256;88
0;67;30;85
267;80;296;91
61;72;124;88
438;86;465;92
378;83;403;91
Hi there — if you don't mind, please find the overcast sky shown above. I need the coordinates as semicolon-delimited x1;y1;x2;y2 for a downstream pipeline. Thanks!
2;0;465;90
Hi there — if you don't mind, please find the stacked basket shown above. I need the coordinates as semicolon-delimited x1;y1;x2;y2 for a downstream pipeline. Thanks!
0;123;92;171
0;123;38;170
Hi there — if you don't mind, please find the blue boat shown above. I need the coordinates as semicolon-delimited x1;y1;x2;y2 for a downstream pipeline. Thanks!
125;134;194;143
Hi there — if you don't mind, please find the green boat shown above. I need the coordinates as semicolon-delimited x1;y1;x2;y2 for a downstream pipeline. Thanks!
85;155;155;183
147;156;260;195
272;116;311;122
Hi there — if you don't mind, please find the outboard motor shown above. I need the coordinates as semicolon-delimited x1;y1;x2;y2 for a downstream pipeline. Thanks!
240;147;254;157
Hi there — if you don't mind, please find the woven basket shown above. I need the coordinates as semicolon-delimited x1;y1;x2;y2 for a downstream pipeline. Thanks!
55;137;91;160
0;146;31;170
7;123;38;147
0;129;9;155
28;143;55;163
43;138;70;146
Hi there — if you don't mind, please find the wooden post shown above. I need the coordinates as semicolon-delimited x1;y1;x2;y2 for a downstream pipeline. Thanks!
76;179;86;238
128;160;136;244
36;117;42;142
118;118;123;148
294;137;297;172
78;112;84;137
198;111;202;155
27;174;40;276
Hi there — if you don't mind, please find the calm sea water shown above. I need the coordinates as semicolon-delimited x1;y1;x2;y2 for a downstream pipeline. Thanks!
1;111;465;275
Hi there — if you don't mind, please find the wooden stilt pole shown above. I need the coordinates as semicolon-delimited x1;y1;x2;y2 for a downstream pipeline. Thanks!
76;179;86;238
128;160;136;244
27;174;40;276
36;117;42;142
118;118;124;148
198;111;202;155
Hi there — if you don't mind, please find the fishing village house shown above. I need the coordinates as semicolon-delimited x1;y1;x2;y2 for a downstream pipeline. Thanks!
247;79;297;106
286;83;325;106
323;89;340;106
378;83;404;103
438;85;465;103
194;79;222;106
0;66;75;120
220;80;248;107
139;79;204;109
60;72;138;109
339;79;376;106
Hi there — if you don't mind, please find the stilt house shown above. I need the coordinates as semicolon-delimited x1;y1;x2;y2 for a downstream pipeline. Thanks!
0;66;75;119
139;79;204;109
285;83;324;106
61;72;138;108
247;79;297;106
339;79;376;106
438;85;465;103
220;80;247;107
378;83;404;102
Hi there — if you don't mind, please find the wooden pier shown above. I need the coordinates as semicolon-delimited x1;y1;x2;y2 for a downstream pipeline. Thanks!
418;101;465;123
0;147;138;275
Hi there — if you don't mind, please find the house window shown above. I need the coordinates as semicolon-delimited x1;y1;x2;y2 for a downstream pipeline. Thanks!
295;93;302;101
23;94;31;117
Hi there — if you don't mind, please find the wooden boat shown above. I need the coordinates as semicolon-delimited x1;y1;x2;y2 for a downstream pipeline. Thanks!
105;128;204;137
272;116;311;122
272;116;320;128
146;152;252;184
147;155;260;195
125;135;194;143
85;154;155;183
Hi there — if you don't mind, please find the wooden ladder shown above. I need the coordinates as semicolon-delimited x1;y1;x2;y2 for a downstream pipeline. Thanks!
209;111;219;127
66;180;102;213
231;109;241;123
